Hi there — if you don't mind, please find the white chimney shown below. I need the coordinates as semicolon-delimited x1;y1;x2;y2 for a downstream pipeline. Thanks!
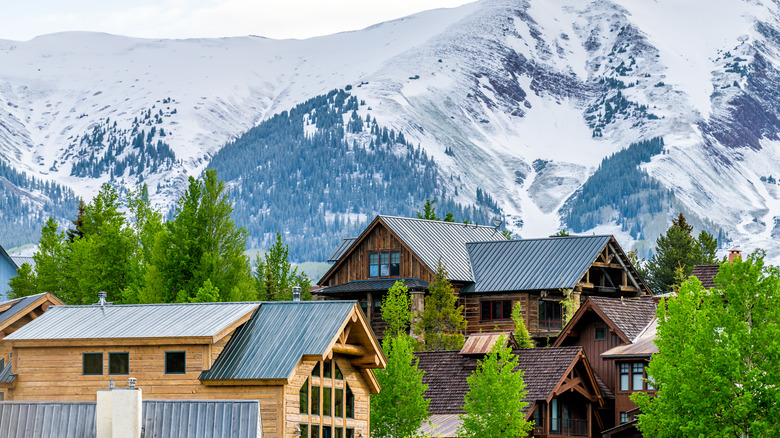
293;286;301;302
97;378;143;438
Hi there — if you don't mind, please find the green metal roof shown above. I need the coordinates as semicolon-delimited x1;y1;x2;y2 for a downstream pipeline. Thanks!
200;301;356;381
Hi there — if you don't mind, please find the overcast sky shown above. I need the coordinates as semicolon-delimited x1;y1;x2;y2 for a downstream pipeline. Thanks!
0;0;475;41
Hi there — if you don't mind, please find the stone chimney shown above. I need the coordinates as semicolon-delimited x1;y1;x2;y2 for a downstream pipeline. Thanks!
728;249;742;263
97;378;142;438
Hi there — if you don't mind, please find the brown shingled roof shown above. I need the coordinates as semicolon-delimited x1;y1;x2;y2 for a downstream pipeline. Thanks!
415;346;586;415
587;296;656;341
691;264;719;289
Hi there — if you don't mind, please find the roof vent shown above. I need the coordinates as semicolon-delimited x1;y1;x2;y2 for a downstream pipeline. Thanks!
293;286;301;302
93;291;112;308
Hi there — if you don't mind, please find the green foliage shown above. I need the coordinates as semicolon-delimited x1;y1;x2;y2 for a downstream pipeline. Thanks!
633;251;780;437
371;335;430;438
645;213;718;293
560;289;578;325
511;302;534;349
382;280;412;338
413;261;466;351
7;263;37;299
190;279;221;303
457;335;533;438
254;233;312;301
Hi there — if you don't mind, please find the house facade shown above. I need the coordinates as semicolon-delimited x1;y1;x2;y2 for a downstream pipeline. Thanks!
0;246;19;301
1;300;385;438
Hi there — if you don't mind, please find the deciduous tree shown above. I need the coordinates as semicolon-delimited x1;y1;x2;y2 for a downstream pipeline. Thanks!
254;232;311;301
511;302;534;349
413;261;467;350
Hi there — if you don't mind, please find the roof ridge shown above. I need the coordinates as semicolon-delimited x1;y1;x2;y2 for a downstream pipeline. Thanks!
57;301;263;308
379;214;497;229
467;234;613;245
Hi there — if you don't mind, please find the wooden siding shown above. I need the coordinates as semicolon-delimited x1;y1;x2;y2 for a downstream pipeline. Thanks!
284;356;371;437
323;223;435;286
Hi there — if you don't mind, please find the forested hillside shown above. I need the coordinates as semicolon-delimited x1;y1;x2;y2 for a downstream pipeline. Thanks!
208;89;495;261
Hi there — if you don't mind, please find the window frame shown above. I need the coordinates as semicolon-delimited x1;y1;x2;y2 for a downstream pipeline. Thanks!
594;326;606;340
480;300;512;321
538;300;563;331
108;352;130;375
632;362;644;391
164;351;186;375
368;251;401;278
82;352;104;376
619;363;630;391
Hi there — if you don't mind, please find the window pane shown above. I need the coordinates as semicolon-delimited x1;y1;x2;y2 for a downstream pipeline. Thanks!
312;426;320;438
633;363;644;390
380;253;389;265
312;362;320;377
380;264;389;276
300;425;309;438
502;301;512;319
620;412;629;424
335;362;343;380
538;300;546;320
299;378;309;414
595;327;606;340
335;388;343;417
323;426;332;438
312;386;320;415
481;302;490;320
390;252;400;276
369;254;379;277
109;352;129;375
346;429;354;438
346;384;354;418
324;360;332;379
369;253;378;265
369;265;378;277
323;387;331;416
493;301;502;319
391;252;400;264
165;351;186;374
83;353;103;375
619;363;630;391
335;427;343;438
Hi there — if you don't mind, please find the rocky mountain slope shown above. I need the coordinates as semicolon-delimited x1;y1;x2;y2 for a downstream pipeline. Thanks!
2;0;780;260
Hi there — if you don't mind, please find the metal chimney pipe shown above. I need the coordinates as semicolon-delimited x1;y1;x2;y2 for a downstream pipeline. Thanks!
98;291;107;306
293;286;301;302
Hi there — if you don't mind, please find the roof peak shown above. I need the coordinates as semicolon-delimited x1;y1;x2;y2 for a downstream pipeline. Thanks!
467;234;613;245
379;214;497;229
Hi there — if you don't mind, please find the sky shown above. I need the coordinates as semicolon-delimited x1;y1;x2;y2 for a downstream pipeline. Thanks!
0;0;475;41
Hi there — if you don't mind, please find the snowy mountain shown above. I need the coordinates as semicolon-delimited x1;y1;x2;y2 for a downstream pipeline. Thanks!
2;0;780;260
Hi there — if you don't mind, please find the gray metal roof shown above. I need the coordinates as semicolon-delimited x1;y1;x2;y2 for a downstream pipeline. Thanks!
0;293;48;328
200;301;355;381
464;235;613;293
0;400;260;438
6;302;259;341
379;216;506;282
327;238;356;262
10;257;34;272
0;402;96;438
317;278;429;294
142;400;259;438
0;359;15;384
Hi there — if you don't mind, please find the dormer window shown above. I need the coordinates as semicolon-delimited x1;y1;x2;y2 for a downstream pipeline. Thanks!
369;252;400;277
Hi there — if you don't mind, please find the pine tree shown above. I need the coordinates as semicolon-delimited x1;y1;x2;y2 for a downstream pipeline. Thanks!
254;232;311;301
511;302;534;348
8;263;37;299
66;198;86;242
413;261;467;350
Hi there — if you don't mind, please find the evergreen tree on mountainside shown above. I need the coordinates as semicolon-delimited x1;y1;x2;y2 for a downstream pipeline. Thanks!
644;213;718;294
254;232;312;301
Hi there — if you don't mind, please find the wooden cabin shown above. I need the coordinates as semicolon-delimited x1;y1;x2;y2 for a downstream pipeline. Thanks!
553;296;657;432
415;334;606;438
0;300;385;438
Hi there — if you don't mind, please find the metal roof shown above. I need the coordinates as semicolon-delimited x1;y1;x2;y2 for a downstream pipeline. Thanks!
6;302;259;340
0;400;260;438
379;216;506;282
10;257;34;272
142;400;259;438
601;317;658;359
0;293;48;328
200;301;355;381
458;332;514;355
0;402;96;438
463;235;613;293
327;238;357;262
317;278;429;295
0;359;14;383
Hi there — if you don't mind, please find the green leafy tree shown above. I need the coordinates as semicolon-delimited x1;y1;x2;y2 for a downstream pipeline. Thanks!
413;261;467;350
254;232;311;301
29;218;67;299
457;335;533;438
633;251;780;437
511;302;534;348
371;335;430;438
560;288;578;325
645;213;718;293
381;280;412;338
8;263;38;299
190;278;221;303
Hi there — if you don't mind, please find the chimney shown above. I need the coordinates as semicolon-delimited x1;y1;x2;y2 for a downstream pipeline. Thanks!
293;286;301;302
94;292;113;308
97;378;143;438
728;249;742;263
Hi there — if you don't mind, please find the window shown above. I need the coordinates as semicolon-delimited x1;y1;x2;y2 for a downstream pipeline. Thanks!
550;398;560;433
312;362;321;377
480;300;512;321
324;359;332;378
300;424;309;438
83;352;103;375
620;412;629;424
312;385;320;415
165;351;186;374
323;387;332;416
619;363;630;391
335;427;343;438
312;427;320;438
300;378;309;414
369;251;400;277
538;300;563;331
346;429;355;438
345;383;354;418
335;362;343;380
335;388;344;417
632;363;644;390
109;352;129;375
323;427;332;438
595;326;606;340
647;373;655;391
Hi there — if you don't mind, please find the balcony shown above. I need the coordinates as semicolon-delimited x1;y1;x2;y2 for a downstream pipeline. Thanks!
548;418;589;437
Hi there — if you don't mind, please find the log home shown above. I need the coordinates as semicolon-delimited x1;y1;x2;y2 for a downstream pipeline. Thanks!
0;299;385;438
416;333;607;437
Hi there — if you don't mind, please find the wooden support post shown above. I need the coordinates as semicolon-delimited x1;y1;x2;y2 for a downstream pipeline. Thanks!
367;292;374;323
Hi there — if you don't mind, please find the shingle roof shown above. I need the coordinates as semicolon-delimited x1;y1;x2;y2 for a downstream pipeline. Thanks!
200;301;356;381
0;293;49;328
5;302;259;340
327;238;357;262
0;400;260;438
691;264;719;289
415;346;584;415
588;296;656;341
317;278;429;295
379;216;506;282
464;235;613;293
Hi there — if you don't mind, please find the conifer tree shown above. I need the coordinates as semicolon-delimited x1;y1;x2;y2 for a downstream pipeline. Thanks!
511;302;534;348
413;261;467;350
254;232;311;301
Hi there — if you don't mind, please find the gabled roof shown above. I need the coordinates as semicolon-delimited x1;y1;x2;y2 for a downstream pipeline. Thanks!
464;235;617;293
0;400;261;438
317;277;428;295
5;302;259;342
691;264;719;289
415;346;590;416
601;317;658;359
327;238;356;262
0;292;62;329
554;296;656;346
200;301;383;384
0;245;18;270
319;215;505;284
458;332;515;355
